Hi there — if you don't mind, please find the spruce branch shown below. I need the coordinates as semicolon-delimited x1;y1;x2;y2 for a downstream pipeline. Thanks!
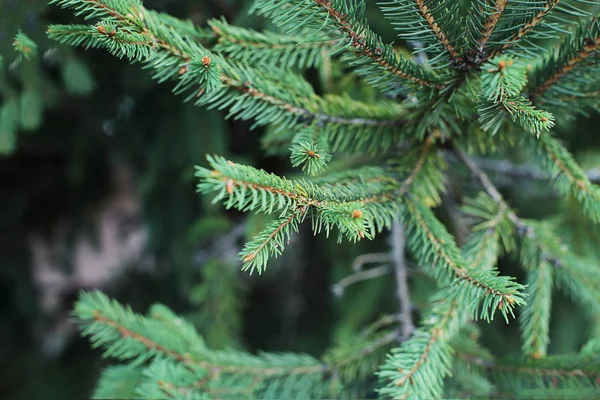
520;261;553;358
239;207;307;274
379;0;464;69
49;0;408;152
253;0;447;93
453;143;600;315
484;0;563;62
13;31;38;61
456;350;600;392
476;0;508;54
529;15;600;103
77;291;404;399
522;133;600;224
378;288;464;400
402;195;524;321
209;18;333;69
478;56;554;136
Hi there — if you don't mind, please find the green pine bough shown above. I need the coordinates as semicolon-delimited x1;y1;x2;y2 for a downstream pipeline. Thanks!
48;0;600;399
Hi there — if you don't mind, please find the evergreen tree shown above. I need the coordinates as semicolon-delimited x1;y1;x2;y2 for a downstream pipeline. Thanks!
43;0;600;398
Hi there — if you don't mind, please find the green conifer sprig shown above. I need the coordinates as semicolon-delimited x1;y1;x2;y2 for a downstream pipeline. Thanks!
290;140;332;176
48;0;408;155
75;291;406;399
13;31;38;61
378;0;464;68
460;193;516;270
519;220;600;315
481;56;528;102
479;0;588;62
252;0;448;95
522;133;600;223
478;56;555;136
209;18;331;69
520;261;553;358
377;288;465;400
402;196;525;321
383;202;523;400
529;14;600;106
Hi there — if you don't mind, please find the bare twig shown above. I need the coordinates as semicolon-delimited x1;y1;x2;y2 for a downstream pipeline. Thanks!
392;221;415;339
352;252;392;272
467;156;600;185
451;144;522;228
331;264;392;297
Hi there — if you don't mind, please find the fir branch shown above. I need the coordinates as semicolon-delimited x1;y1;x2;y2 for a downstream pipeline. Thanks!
49;0;408;145
478;56;554;136
209;18;333;69
456;351;600;387
520;261;553;358
522;133;600;223
529;16;600;103
13;31;38;60
402;195;524;321
453;143;600;314
476;0;508;53
379;0;464;69
461;192;516;271
253;0;447;93
485;0;563;62
239;207;307;274
378;289;464;400
413;0;462;63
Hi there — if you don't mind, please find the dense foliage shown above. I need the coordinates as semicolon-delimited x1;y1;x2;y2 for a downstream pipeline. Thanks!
2;0;600;399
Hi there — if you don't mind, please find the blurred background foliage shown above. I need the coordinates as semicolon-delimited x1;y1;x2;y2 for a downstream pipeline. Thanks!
0;0;599;399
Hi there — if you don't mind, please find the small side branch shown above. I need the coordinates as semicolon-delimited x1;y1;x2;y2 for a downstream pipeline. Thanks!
530;35;600;101
331;264;392;297
477;0;508;53
465;156;600;185
414;0;462;63
485;0;561;62
392;221;415;339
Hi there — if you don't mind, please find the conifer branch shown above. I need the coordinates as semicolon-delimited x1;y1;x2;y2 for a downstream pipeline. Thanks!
457;351;600;381
485;0;562;62
312;0;444;89
49;0;408;145
209;18;334;69
529;16;600;103
523;133;600;223
413;0;462;63
402;196;524;320
477;0;508;53
378;289;464;400
520;261;553;358
453;143;600;315
254;0;446;93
